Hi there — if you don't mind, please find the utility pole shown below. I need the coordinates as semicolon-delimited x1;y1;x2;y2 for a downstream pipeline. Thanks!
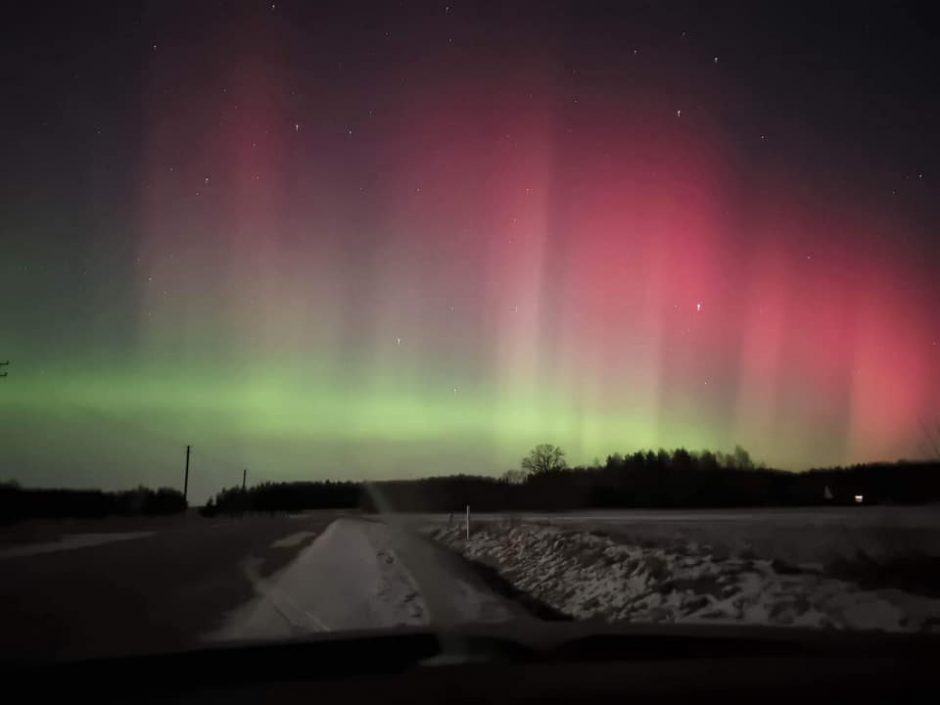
242;468;247;491
184;445;191;502
0;361;8;378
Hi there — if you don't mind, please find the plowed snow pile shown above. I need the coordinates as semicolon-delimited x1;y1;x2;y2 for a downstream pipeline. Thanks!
429;522;940;632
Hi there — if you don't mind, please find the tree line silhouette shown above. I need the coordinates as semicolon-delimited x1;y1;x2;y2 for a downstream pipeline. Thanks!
200;480;359;516
200;446;940;515
0;482;186;524
4;446;938;522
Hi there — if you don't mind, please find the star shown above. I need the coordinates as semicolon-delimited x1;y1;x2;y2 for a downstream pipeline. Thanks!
203;177;210;185
294;123;300;132
676;109;682;118
696;302;702;312
713;56;719;64
396;337;401;345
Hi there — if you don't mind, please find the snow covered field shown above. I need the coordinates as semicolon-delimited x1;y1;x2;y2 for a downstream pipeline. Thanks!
427;515;940;632
0;531;154;559
417;507;940;565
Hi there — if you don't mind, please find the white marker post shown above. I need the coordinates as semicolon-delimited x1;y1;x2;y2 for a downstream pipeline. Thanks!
465;504;470;541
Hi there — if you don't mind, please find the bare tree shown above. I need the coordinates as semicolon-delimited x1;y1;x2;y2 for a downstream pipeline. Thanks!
521;444;568;475
501;469;527;484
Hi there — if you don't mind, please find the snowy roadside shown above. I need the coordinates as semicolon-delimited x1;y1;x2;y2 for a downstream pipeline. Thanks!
427;522;940;632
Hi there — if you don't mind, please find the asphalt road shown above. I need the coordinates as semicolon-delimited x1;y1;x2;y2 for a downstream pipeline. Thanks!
0;511;347;661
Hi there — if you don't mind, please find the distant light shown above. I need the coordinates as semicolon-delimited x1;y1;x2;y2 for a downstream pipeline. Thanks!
854;494;864;504
696;302;702;312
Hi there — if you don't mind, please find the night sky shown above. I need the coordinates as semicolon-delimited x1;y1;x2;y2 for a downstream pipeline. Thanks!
2;1;939;501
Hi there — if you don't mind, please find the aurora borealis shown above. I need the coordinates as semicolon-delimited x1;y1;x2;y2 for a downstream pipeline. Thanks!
2;2;939;501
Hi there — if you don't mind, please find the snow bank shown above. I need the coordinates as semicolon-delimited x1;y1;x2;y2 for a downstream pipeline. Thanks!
429;522;940;632
209;518;517;642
